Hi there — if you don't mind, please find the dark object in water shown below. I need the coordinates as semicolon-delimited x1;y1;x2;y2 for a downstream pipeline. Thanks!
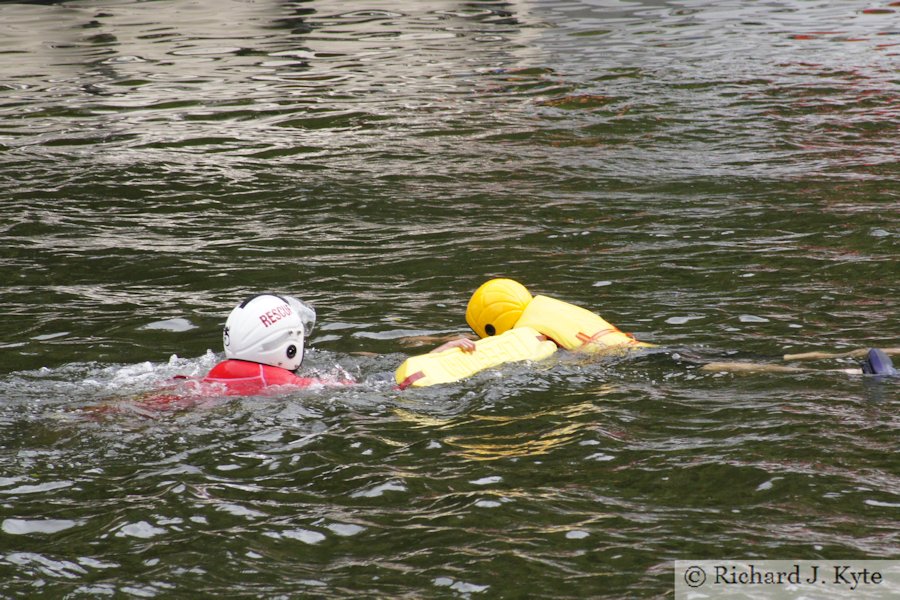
860;348;897;376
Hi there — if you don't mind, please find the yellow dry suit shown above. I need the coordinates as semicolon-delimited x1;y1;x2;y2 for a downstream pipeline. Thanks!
395;279;651;388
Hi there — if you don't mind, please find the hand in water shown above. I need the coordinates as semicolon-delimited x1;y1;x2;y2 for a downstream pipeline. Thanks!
431;337;477;353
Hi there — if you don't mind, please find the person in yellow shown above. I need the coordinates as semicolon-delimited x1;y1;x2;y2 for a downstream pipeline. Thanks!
397;278;897;388
465;278;649;351
396;278;649;388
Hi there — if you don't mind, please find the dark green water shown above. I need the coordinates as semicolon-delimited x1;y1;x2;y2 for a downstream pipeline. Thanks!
1;0;897;597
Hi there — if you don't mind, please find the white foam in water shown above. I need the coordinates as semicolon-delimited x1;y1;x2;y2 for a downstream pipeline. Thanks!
115;521;167;539
470;476;502;486
665;315;703;325
586;452;615;462
864;499;900;508
139;318;197;332
434;577;489;594
755;479;776;491
77;557;119;570
475;500;502;508
2;518;81;535
326;523;365;536
26;351;219;402
350;481;407;498
216;503;267;519
738;314;770;323
270;528;327;544
5;552;88;578
5;481;73;495
31;332;70;341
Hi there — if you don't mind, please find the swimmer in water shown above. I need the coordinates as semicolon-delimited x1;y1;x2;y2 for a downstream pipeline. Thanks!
420;278;897;380
431;278;648;354
202;293;353;395
84;293;351;417
395;278;649;388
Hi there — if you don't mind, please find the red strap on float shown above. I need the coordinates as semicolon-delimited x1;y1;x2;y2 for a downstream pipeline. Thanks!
576;327;619;348
397;370;425;390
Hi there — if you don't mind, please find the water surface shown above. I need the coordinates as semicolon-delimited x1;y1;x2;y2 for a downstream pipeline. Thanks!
1;0;898;597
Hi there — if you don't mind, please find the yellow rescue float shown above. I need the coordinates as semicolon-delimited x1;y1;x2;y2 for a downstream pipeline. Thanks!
395;326;557;389
395;278;652;388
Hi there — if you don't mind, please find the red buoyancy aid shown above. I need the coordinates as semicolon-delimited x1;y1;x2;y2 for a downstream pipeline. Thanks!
202;359;322;396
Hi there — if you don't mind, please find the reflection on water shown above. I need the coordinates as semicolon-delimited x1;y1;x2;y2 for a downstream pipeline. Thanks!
0;0;898;597
397;396;611;461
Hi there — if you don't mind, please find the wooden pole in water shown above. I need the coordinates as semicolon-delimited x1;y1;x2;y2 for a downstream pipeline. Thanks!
699;362;860;374
782;347;900;361
701;347;899;374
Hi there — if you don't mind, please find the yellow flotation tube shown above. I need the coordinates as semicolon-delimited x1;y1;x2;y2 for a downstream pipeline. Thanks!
395;327;557;389
515;294;652;352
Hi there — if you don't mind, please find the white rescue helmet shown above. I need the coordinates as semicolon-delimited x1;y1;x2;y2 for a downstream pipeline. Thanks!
222;294;316;371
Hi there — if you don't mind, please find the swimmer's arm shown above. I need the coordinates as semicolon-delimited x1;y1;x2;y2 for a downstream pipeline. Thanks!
430;337;477;353
396;333;476;349
428;334;552;353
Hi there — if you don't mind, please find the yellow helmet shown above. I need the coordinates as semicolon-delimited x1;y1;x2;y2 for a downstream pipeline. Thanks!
465;278;533;338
